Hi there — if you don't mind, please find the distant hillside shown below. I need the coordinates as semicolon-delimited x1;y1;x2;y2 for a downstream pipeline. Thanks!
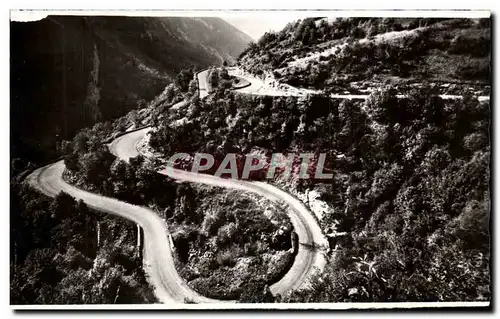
238;17;490;93
10;15;252;163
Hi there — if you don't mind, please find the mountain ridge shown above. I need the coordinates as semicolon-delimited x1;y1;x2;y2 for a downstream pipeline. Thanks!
10;15;252;164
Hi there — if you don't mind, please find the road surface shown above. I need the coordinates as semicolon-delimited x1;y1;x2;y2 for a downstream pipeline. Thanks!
27;127;327;304
109;127;328;296
197;69;210;98
26;160;225;305
26;75;328;304
228;68;490;102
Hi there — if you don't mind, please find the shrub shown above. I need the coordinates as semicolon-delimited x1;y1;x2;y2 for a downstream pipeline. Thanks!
216;246;242;267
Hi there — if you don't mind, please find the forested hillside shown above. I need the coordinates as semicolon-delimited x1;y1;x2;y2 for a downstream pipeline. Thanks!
41;97;295;302
238;18;490;94
10;16;251;165
10;185;156;304
148;47;490;301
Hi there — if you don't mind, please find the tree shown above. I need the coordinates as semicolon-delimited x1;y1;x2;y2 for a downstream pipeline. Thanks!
51;192;76;219
175;69;194;92
73;131;89;154
163;84;176;103
219;68;230;81
239;280;275;303
188;79;198;95
208;68;219;90
451;196;490;250
364;87;399;124
64;152;79;171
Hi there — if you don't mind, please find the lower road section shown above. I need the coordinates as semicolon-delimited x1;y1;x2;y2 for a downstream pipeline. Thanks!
26;127;328;304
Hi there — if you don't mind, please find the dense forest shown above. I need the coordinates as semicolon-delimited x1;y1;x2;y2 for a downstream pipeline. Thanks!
149;73;490;301
10;184;156;304
171;185;294;301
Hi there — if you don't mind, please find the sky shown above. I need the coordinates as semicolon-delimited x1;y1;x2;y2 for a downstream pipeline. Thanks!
223;15;296;40
220;11;322;40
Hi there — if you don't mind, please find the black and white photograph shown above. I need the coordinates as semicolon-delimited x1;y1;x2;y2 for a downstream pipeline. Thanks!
9;9;492;309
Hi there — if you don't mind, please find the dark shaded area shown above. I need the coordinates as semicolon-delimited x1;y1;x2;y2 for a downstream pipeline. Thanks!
10;15;251;165
10;184;157;304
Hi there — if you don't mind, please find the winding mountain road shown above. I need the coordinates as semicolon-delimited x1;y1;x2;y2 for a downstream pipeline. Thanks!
227;67;490;102
26;161;223;304
25;68;328;304
109;127;328;297
25;63;490;305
